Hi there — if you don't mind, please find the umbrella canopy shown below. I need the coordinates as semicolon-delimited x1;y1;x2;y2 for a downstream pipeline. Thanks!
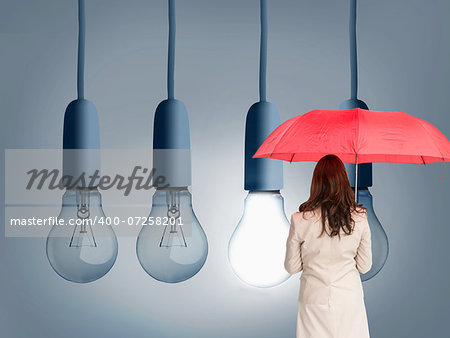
253;108;450;166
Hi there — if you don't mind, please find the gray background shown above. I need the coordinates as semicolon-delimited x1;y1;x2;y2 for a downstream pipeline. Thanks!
1;0;450;337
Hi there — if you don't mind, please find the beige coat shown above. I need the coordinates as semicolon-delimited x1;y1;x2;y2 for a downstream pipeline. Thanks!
284;208;372;338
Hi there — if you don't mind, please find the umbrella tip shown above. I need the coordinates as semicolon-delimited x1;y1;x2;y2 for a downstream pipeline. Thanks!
440;165;446;180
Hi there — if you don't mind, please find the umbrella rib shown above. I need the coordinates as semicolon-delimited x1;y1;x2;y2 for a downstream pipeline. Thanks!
270;117;303;155
416;118;446;163
420;155;426;166
290;153;295;163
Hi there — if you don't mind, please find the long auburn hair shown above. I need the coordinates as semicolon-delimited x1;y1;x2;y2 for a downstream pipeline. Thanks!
299;154;366;238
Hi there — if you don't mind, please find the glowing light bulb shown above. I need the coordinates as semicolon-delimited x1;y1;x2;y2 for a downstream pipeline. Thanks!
136;187;208;283
46;188;118;283
357;187;389;281
228;191;290;288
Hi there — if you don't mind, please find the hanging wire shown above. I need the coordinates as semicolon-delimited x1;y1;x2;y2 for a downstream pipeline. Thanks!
167;0;176;100
77;0;85;100
349;0;358;100
259;0;268;102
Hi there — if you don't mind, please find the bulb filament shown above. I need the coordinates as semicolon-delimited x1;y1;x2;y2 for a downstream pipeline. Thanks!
159;189;187;248
69;189;97;248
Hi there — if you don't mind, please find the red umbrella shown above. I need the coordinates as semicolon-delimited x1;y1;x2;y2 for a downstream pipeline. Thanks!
253;108;450;201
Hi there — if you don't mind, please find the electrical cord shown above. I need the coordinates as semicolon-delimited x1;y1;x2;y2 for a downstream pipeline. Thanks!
259;0;267;102
77;0;85;100
168;0;176;100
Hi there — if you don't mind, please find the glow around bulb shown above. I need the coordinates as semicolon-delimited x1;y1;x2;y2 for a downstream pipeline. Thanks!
357;187;389;281
228;191;291;288
46;188;118;283
136;187;208;283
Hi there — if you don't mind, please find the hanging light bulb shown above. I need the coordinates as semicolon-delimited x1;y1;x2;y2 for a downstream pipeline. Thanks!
229;191;290;288
47;188;118;283
356;188;388;281
136;0;208;283
340;0;388;281
136;187;207;283
46;0;118;283
228;0;290;288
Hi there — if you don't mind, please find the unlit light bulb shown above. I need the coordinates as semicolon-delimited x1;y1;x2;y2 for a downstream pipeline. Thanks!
46;188;118;283
357;187;389;281
136;187;208;283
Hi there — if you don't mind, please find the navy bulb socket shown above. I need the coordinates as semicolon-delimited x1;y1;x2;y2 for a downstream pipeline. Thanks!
339;98;372;188
62;99;101;188
244;101;283;191
153;99;190;150
152;99;191;188
339;98;369;110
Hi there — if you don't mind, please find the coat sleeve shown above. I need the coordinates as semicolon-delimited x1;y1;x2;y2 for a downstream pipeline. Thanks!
284;213;303;274
355;213;372;274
